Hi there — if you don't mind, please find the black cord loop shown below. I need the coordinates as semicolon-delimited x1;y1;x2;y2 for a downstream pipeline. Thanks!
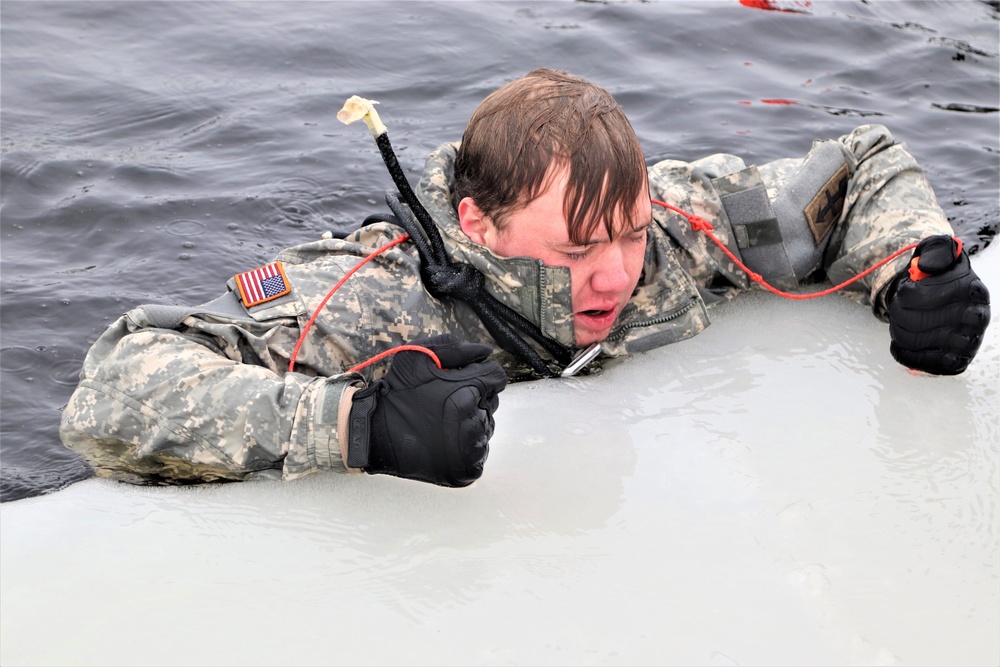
366;130;575;377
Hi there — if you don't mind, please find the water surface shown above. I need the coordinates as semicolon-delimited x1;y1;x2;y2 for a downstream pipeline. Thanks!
1;1;998;497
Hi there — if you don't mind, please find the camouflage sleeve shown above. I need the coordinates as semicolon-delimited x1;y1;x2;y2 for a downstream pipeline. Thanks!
822;124;953;319
647;153;752;306
648;125;952;318
59;310;361;485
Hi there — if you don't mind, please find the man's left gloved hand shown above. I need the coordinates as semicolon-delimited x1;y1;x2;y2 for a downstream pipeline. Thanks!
887;234;990;375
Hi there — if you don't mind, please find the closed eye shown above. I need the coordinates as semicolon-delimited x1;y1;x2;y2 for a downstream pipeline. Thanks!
564;246;596;261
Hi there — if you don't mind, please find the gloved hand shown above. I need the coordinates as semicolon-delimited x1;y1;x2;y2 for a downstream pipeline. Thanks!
887;234;990;375
347;334;507;487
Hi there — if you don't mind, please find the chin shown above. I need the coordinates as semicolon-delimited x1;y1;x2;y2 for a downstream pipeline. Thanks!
574;330;609;348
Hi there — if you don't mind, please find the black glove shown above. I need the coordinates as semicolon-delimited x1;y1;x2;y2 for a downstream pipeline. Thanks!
347;334;507;487
887;234;990;375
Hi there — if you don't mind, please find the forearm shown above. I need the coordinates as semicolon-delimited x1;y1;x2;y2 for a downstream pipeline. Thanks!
647;153;751;303
827;124;953;317
60;317;360;483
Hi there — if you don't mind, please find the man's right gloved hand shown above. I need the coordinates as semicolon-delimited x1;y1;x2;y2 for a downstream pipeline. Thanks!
347;334;507;487
887;234;990;375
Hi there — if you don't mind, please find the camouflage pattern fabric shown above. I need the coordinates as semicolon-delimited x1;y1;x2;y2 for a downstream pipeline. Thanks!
60;124;952;484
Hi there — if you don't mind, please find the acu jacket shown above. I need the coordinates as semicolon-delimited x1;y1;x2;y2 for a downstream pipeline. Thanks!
60;124;951;484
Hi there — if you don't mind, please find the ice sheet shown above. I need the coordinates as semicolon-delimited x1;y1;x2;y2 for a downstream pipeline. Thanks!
2;251;998;667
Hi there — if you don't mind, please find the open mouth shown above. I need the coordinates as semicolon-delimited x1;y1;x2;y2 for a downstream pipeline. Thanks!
576;308;618;329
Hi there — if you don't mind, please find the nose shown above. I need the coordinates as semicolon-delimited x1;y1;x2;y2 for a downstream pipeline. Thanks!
590;243;632;294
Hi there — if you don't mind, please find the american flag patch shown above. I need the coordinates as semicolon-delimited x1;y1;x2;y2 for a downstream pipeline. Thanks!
234;262;292;308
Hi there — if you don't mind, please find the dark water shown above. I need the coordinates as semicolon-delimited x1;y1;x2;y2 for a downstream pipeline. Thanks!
2;0;997;502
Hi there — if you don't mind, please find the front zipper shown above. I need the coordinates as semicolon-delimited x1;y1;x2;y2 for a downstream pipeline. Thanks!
604;296;700;344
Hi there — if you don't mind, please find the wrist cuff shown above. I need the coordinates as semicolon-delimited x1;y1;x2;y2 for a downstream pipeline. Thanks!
347;390;378;470
338;385;364;473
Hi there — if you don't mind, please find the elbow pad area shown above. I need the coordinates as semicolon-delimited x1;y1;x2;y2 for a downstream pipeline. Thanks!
713;140;850;289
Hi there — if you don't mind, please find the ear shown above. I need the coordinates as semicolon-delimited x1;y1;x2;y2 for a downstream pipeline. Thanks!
457;197;492;246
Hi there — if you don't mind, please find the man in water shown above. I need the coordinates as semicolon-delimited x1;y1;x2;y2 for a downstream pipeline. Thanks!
60;68;990;489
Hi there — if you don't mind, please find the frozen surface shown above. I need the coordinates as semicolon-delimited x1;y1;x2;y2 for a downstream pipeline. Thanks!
3;251;997;667
1;1;997;663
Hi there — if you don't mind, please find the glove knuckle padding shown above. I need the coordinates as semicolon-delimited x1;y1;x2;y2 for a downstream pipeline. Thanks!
441;385;491;485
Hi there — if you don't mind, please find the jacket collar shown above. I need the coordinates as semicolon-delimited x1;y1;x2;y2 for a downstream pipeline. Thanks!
414;142;578;350
412;142;711;360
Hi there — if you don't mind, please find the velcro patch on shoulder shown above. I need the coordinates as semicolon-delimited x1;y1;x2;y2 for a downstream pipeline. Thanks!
234;261;292;308
803;163;849;245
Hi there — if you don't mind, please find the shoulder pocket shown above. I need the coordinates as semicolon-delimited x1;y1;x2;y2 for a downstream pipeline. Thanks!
226;265;307;323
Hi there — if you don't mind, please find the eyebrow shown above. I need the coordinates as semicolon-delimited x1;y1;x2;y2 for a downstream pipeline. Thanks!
619;217;652;238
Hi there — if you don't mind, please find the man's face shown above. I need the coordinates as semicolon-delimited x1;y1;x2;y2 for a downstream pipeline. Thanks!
459;166;651;348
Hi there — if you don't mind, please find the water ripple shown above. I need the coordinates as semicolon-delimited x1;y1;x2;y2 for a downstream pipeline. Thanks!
48;359;84;387
0;346;37;373
163;219;208;237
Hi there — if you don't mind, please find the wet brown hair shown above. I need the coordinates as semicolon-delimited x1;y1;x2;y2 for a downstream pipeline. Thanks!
453;68;647;245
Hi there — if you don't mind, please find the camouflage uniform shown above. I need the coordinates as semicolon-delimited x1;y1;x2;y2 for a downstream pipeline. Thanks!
60;124;951;484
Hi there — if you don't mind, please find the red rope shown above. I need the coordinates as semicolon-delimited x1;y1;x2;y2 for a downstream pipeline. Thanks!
651;198;918;299
289;200;925;376
287;233;411;372
347;344;442;373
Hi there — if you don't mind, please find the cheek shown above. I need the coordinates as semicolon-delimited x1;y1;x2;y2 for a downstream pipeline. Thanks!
566;263;583;295
485;232;515;257
625;237;647;283
567;264;598;310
